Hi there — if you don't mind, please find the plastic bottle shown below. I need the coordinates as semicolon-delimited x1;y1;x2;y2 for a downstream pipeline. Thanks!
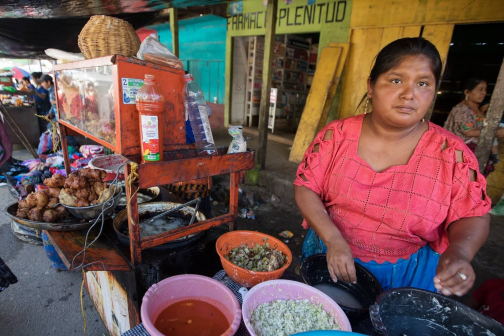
136;74;165;162
185;74;217;156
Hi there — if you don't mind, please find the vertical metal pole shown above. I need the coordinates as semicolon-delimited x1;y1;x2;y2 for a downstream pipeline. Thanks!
170;8;180;58
256;0;277;170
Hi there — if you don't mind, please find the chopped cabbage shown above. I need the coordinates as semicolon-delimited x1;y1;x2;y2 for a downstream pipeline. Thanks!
250;299;341;336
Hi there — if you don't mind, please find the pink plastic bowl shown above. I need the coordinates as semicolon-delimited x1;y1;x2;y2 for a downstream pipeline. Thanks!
242;280;352;335
141;274;242;336
88;154;127;181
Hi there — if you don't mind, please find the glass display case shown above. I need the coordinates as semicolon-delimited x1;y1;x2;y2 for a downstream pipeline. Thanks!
53;55;186;155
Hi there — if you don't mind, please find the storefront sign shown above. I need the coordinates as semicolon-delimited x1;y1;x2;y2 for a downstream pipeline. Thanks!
227;0;347;35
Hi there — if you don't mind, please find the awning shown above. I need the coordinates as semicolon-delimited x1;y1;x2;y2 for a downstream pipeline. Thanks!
0;0;227;59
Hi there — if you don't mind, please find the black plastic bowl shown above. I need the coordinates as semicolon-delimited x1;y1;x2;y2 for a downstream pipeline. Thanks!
370;287;504;336
300;253;383;319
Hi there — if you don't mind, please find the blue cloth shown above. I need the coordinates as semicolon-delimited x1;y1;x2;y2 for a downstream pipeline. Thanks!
34;86;49;103
302;228;440;292
47;86;57;118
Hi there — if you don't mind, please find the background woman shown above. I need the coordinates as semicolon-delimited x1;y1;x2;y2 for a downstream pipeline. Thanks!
444;78;504;176
295;38;490;297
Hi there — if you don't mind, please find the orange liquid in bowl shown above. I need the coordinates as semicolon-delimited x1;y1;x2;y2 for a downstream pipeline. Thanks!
154;299;230;336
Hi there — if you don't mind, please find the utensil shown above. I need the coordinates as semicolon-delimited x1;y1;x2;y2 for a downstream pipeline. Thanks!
146;197;200;225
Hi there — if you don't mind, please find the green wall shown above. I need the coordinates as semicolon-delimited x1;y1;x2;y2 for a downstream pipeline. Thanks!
149;15;227;104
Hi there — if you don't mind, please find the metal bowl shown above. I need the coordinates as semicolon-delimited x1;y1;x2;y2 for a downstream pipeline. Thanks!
113;202;206;247
116;186;161;211
62;185;122;220
5;202;94;231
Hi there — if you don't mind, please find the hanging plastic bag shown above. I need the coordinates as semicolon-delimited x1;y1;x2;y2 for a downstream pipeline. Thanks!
37;131;53;155
137;36;184;70
227;125;247;154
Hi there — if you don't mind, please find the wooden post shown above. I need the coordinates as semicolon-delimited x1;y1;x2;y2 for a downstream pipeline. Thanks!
256;0;277;170
475;58;504;174
170;8;179;58
59;125;71;176
289;46;344;163
229;172;240;231
125;163;142;266
224;35;233;127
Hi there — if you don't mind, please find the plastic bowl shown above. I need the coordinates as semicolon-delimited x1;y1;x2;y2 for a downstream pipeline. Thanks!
370;287;504;336
141;274;242;336
215;230;292;288
242;279;352;336
88;154;127;181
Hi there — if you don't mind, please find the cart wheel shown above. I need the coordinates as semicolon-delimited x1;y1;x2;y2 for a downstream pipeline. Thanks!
3;173;19;199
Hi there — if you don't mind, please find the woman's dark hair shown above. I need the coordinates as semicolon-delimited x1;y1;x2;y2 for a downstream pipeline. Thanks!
463;77;487;93
41;74;54;86
370;37;442;85
21;76;30;83
358;37;442;112
31;72;43;80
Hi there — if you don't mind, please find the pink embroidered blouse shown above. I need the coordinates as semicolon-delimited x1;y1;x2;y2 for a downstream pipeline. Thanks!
294;115;491;263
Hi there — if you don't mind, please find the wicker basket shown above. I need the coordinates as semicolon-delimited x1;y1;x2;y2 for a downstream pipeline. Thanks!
78;15;141;59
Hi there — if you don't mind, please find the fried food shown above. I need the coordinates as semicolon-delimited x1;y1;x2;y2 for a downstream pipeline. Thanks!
35;191;49;209
43;173;65;188
26;193;37;207
42;209;59;223
88;189;98;203
74;188;90;200
18;199;30;209
49;188;61;198
75;198;90;207
92;181;107;196
47;197;59;208
54;205;68;218
28;208;43;221
71;177;88;189
59;188;76;207
78;168;106;181
16;208;30;219
64;175;76;189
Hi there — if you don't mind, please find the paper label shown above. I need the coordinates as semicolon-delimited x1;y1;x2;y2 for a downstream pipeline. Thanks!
121;78;144;105
141;115;160;161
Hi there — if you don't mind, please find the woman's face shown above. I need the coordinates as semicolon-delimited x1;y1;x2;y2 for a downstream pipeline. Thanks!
367;55;437;128
22;79;30;87
41;81;51;89
465;82;487;104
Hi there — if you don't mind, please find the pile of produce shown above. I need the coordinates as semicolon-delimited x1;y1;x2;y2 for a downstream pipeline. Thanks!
16;189;68;223
56;168;113;207
250;299;340;336
15;168;118;222
224;241;288;272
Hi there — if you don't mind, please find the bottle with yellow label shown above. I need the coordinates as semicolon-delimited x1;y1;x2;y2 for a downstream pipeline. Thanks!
136;74;165;163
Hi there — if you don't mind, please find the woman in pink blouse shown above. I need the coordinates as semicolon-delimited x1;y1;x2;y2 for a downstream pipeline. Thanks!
295;38;490;296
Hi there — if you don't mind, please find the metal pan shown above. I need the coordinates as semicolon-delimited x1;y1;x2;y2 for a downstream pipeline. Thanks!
5;202;96;231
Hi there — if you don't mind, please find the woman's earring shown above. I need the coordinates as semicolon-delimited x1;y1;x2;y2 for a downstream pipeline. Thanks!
465;95;468;101
422;118;425;123
364;97;370;114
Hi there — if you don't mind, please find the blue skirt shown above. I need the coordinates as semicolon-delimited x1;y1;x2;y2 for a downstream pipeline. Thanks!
302;228;440;292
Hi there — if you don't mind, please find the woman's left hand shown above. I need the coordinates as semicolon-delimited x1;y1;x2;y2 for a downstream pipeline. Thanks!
434;246;475;296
